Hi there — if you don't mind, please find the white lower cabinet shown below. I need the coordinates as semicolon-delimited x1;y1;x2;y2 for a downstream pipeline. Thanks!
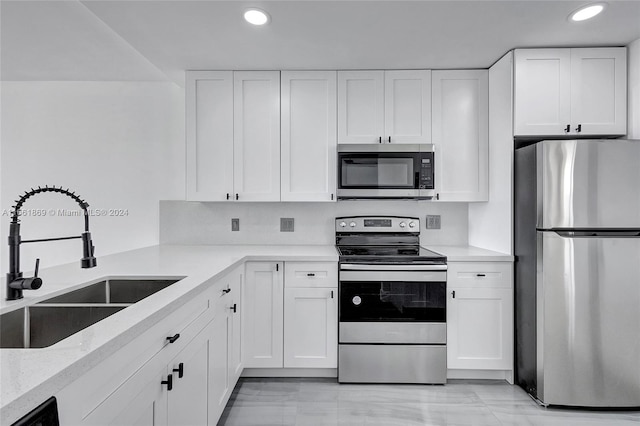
446;262;514;375
283;287;337;368
244;261;338;370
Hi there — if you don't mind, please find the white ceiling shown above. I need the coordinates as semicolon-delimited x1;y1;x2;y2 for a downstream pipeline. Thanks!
2;0;640;85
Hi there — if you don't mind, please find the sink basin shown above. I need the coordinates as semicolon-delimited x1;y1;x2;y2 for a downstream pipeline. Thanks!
1;278;183;349
0;305;126;348
38;279;181;305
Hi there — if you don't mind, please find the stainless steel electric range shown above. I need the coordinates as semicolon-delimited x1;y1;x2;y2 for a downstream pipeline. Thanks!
336;216;448;384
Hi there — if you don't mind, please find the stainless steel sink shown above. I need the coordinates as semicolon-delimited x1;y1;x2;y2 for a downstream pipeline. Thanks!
1;278;183;349
38;279;181;304
0;305;126;348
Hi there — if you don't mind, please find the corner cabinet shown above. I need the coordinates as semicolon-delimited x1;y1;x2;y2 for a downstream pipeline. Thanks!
337;70;431;144
281;71;337;201
432;70;489;202
186;71;280;202
446;261;514;382
514;47;627;137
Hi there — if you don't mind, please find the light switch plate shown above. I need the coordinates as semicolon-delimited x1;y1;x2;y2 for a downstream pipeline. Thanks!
426;215;441;230
280;218;294;232
231;218;240;231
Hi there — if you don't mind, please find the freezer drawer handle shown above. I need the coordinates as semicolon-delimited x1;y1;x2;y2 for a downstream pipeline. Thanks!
166;334;180;344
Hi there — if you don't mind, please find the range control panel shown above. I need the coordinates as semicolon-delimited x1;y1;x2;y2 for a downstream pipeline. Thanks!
335;216;419;233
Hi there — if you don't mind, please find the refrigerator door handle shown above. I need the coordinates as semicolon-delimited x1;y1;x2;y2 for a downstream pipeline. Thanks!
549;229;640;238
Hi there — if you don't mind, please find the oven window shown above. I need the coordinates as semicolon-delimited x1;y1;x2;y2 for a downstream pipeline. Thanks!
340;157;415;188
340;281;446;322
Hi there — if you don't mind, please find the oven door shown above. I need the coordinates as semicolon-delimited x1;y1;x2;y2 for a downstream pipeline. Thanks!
339;268;446;343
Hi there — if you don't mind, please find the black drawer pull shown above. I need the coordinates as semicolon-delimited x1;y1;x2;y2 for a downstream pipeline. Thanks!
575;124;582;133
331;290;334;299
476;274;486;277
564;124;570;133
222;287;231;294
452;290;456;299
161;374;173;391
230;303;237;313
166;334;180;344
173;363;184;378
307;273;315;277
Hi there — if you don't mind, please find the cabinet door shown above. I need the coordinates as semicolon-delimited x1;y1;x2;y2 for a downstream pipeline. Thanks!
514;49;572;136
384;70;431;143
83;354;169;426
233;71;281;201
167;323;210;426
447;287;513;370
570;47;627;135
228;268;243;385
186;71;234;201
281;71;337;201
243;262;284;368
432;70;488;202
337;71;384;143
209;306;230;422
283;287;337;368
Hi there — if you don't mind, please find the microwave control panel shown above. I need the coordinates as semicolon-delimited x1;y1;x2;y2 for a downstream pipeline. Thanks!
419;153;434;189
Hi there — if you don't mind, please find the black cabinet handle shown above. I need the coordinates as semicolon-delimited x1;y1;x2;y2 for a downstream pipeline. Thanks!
388;136;391;143
166;333;180;344
378;136;382;143
436;193;440;201
476;273;486;277
452;290;456;299
307;273;315;277
330;290;334;299
226;193;230;200
575;124;582;133
230;303;237;313
173;363;184;378
222;287;231;294
161;374;173;391
331;193;334;201
235;193;239;200
564;124;570;133
276;264;279;272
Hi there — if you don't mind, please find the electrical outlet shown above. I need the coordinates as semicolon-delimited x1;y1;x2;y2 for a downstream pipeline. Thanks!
426;215;441;230
280;218;294;232
231;218;240;231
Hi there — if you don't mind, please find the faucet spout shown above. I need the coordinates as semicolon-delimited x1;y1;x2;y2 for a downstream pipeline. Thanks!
6;186;97;301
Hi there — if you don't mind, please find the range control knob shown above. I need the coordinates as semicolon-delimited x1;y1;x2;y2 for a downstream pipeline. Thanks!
349;222;357;228
339;221;347;228
408;221;416;228
399;222;406;228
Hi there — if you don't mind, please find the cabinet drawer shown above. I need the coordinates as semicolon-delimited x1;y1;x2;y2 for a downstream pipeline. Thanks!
447;262;512;289
285;262;338;288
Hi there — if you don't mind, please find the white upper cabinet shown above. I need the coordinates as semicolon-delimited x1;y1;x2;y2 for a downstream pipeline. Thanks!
337;71;384;143
338;70;431;144
384;70;432;144
432;70;489;202
233;71;281;201
514;47;627;136
281;71;337;201
186;71;234;201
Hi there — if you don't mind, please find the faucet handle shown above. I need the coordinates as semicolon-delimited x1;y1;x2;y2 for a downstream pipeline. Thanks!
34;258;40;277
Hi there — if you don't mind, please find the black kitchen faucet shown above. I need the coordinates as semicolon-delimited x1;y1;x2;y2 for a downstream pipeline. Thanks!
6;186;97;300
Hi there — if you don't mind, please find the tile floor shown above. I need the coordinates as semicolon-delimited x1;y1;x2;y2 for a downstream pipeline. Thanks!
218;378;640;426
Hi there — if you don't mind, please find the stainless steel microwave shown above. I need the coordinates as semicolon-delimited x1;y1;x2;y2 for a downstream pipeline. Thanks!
337;144;435;200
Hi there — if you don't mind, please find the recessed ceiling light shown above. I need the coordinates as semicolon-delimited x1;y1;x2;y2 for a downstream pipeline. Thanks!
569;3;607;22
244;8;270;26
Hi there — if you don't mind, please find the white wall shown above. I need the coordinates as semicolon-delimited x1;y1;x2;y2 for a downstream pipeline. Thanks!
159;200;469;247
628;38;640;139
468;52;513;254
1;81;184;274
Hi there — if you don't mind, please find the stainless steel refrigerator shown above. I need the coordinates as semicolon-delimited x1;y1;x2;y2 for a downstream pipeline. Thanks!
514;139;640;408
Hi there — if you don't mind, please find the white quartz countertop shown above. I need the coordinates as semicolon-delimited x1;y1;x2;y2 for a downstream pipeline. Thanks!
424;245;513;262
0;244;338;425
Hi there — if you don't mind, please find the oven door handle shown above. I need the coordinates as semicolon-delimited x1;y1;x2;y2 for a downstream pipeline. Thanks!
340;270;447;282
340;264;447;271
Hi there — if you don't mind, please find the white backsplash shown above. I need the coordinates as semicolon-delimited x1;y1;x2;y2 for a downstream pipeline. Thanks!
159;200;468;247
